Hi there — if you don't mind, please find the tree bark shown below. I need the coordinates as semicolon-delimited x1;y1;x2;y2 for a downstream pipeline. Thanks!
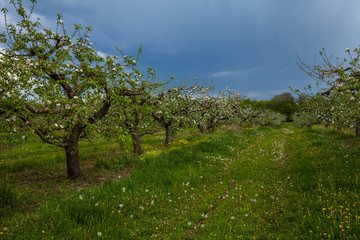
63;124;83;179
356;127;360;138
131;131;142;155
208;118;217;132
64;140;82;179
164;124;174;145
197;124;206;133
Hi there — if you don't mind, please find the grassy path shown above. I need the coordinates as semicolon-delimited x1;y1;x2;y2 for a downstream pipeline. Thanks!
1;124;360;239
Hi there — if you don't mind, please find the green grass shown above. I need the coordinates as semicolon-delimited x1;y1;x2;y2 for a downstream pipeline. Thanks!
0;123;360;239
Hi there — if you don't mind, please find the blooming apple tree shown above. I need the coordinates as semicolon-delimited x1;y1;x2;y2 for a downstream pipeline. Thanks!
297;47;360;136
104;63;164;155
150;81;211;144
0;0;143;178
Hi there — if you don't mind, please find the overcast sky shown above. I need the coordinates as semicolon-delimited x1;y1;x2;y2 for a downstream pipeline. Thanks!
1;0;360;99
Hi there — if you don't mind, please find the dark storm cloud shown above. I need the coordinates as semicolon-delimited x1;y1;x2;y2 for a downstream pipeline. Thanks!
1;0;360;99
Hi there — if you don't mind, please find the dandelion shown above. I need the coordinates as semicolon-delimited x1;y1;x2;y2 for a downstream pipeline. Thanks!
95;203;99;206
122;187;126;192
97;232;102;236
245;213;248;217
188;222;191;226
201;224;205;228
119;204;123;208
79;195;83;200
145;189;149;192
130;215;133;218
231;216;235;220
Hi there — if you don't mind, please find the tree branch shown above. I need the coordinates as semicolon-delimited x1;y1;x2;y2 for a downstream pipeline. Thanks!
26;104;63;114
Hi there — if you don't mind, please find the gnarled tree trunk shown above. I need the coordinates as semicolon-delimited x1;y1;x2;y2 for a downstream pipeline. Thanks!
164;124;174;145
64;142;81;179
131;129;142;155
197;124;206;134
356;127;360;138
63;124;83;179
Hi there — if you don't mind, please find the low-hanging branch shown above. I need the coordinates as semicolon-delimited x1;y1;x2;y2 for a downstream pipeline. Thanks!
26;104;64;114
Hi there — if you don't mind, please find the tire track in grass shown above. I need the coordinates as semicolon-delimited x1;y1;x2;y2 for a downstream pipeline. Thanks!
182;127;290;239
189;125;296;239
148;128;274;239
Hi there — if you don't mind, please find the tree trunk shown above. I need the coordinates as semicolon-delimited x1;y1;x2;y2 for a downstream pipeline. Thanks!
207;119;217;132
164;124;174;145
356;127;360;138
132;132;142;155
64;140;82;179
197;124;206;133
63;124;83;180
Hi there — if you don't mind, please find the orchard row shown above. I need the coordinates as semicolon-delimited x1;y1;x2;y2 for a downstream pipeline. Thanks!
0;1;285;179
294;47;360;137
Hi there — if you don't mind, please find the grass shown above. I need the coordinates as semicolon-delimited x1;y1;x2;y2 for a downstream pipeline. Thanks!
0;123;360;239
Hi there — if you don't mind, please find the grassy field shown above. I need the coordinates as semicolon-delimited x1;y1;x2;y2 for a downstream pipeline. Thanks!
1;123;360;239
